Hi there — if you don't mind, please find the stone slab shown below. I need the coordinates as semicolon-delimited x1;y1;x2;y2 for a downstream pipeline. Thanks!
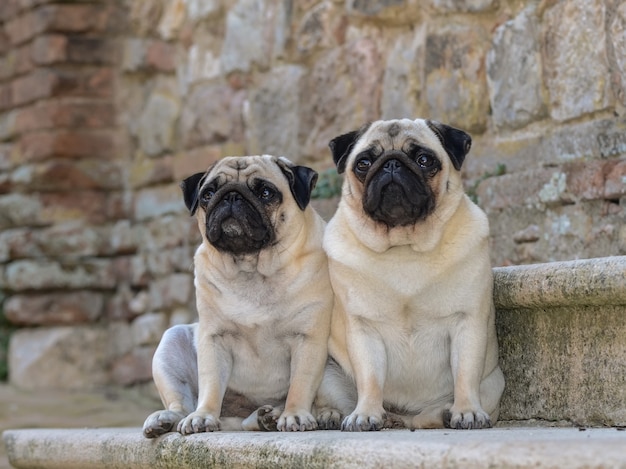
3;427;626;469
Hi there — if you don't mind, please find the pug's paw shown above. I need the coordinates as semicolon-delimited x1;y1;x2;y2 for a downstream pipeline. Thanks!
316;407;342;430
277;409;318;431
177;411;221;434
443;406;492;430
143;410;186;438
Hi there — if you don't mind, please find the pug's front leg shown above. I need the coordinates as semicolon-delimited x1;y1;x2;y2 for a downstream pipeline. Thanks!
178;332;232;435
342;317;387;432
277;337;328;432
447;312;491;430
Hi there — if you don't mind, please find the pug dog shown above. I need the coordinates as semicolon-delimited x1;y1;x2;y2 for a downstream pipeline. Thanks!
315;118;505;431
143;155;333;437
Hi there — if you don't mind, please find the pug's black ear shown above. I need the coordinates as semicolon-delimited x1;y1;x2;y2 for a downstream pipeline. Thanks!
328;123;371;174
277;159;318;211
426;120;472;171
180;172;207;216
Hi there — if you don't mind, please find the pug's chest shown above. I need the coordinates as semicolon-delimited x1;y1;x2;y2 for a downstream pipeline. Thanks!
216;324;294;402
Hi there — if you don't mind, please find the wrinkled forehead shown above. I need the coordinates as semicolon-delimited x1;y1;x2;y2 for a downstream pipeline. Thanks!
205;155;280;186
354;119;443;155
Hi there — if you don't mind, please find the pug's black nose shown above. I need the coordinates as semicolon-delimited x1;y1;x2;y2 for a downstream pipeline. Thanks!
383;159;401;173
225;192;243;202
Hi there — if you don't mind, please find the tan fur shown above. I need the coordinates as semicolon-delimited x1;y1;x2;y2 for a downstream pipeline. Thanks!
316;119;505;431
143;155;332;436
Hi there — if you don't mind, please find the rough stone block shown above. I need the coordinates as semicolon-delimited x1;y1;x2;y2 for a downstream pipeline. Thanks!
148;273;193;311
110;345;156;386
0;193;42;229
14;100;115;133
8;326;112;390
172;146;221;182
432;0;495;12
424;22;490;132
129;154;174;189
494;257;626;426
4;291;104;326
542;0;612;121
122;38;176;73
11;68;113;109
295;2;344;56
346;0;421;22
299;38;382;163
2;258;116;291
133;184;186;221
246;66;305;160
381;28;424;119
18;130;115;162
220;0;288;73
179;82;245;149
31;35;114;65
137;78;180;157
131;312;168;347
486;6;546;130
178;42;221;91
157;0;186;40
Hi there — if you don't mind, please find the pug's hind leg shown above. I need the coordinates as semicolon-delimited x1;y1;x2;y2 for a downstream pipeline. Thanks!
143;324;198;438
240;405;283;431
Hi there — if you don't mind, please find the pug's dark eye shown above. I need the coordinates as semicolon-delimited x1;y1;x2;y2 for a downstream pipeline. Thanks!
258;185;275;201
356;158;372;173
200;190;215;204
417;154;435;168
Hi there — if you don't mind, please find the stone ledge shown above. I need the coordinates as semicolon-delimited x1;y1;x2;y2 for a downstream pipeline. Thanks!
3;427;626;469
493;256;626;309
493;256;626;426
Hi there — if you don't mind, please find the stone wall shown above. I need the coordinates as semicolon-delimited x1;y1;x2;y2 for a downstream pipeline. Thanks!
0;0;624;389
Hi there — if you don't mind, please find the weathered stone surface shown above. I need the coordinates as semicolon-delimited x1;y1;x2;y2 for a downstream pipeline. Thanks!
346;0;422;22
172;145;221;182
4;291;104;326
128;154;174;189
299;38;382;164
246;66;305;160
133;184;186;221
133;215;198;250
6;427;626;469
184;0;220;22
2;259;116;291
0;193;42;229
486;6;546;130
493;257;626;426
9;326;112;389
609;2;626;106
487;201;624;266
432;0;495;12
295;2;344;56
131;312;168;347
381;27;424;119
424;22;490;132
137;78;180;157
148;273;193;310
157;0;186;41
178;42;221;91
220;0;289;74
179;82;245;149
128;0;162;36
122;38;176;73
110;346;156;386
542;0;612;122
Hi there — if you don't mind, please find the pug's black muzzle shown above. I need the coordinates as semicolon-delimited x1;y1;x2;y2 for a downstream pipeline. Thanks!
205;184;274;255
363;151;435;227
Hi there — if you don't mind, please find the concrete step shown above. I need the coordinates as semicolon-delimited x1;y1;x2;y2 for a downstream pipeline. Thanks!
4;427;626;469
